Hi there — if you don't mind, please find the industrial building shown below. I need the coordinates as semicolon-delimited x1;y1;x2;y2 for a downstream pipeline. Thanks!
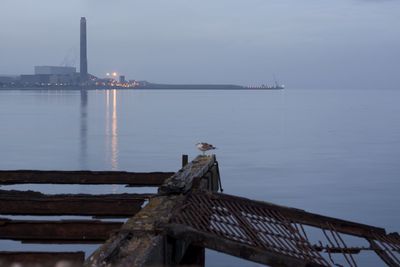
20;66;79;86
20;73;79;86
0;75;17;84
34;66;76;75
119;75;126;83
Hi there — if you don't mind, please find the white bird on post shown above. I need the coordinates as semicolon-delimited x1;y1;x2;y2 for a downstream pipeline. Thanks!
196;142;216;155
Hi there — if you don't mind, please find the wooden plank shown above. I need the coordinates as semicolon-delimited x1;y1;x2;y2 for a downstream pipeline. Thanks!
0;170;173;186
159;155;217;194
84;155;218;267
0;190;151;216
0;252;84;267
0;219;123;243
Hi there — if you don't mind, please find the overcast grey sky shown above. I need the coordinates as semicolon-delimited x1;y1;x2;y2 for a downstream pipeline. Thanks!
0;0;399;89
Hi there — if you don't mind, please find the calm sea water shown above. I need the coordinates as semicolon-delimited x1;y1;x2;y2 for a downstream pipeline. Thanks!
0;88;399;266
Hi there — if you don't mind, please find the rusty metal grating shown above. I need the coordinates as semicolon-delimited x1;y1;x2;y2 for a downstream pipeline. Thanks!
169;192;400;267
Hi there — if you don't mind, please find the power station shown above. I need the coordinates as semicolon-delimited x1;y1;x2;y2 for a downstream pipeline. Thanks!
13;17;89;86
80;17;88;82
0;17;265;90
1;16;141;89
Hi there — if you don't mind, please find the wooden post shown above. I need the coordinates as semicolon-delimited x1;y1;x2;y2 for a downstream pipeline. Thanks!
179;244;205;266
182;154;188;168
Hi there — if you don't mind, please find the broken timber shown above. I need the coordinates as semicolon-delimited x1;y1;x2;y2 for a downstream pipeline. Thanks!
0;190;151;217
0;252;84;267
1;154;400;267
0;218;123;243
0;170;173;186
0;164;178;266
84;155;220;266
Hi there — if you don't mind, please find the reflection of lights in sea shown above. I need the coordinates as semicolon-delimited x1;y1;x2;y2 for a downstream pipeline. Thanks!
105;90;118;170
111;89;118;170
105;89;120;193
111;90;119;193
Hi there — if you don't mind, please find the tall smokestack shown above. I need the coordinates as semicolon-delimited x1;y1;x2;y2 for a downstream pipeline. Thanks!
80;17;88;82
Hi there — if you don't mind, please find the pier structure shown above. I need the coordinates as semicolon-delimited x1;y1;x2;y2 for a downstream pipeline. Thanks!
0;155;399;266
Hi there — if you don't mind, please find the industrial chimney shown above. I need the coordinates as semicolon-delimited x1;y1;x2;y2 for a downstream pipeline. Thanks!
80;17;88;82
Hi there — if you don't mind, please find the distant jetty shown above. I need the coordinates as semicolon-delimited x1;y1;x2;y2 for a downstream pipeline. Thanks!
134;83;245;90
137;82;284;90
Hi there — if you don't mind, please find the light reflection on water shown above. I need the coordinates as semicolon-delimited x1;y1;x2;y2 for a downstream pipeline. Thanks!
102;90;119;170
111;89;118;170
80;89;120;172
104;89;120;193
80;89;88;169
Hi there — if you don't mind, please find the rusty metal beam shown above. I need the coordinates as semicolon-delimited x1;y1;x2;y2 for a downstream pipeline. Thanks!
168;191;400;266
210;192;386;238
0;252;84;267
312;245;361;254
0;219;122;243
0;190;151;216
0;170;173;186
368;239;400;267
164;223;323;267
168;191;330;266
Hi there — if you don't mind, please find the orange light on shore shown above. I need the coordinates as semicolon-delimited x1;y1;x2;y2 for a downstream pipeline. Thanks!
112;72;118;77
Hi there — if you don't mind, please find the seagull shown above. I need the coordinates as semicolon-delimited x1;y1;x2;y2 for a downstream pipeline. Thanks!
196;142;217;155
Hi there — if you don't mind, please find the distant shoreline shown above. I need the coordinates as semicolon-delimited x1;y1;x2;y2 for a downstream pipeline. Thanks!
0;85;283;91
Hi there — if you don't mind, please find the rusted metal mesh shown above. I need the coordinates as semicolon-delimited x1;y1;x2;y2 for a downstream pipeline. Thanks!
370;232;400;266
170;192;400;267
171;192;329;266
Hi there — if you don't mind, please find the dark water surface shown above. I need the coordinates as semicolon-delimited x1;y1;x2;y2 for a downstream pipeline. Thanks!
0;88;399;266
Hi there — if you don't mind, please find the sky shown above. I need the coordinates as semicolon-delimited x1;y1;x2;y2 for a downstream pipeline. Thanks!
0;0;399;89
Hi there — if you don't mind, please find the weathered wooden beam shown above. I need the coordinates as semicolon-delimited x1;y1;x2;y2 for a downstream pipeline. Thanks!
84;196;182;266
84;155;218;267
0;219;122;243
0;190;151;216
0;170;173;186
0;252;84;267
164;223;323;267
159;155;217;194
